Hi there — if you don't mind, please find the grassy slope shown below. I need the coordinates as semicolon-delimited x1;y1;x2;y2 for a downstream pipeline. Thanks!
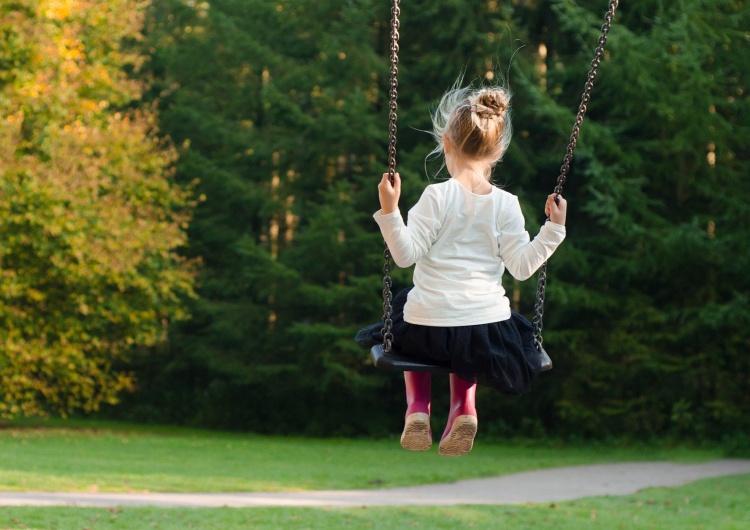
0;419;726;493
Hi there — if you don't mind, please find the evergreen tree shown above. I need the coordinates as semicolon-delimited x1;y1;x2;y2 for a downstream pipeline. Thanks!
118;0;750;440
119;0;404;433
508;0;750;438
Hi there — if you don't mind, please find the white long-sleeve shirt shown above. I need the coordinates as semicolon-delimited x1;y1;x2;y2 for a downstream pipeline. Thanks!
374;178;566;326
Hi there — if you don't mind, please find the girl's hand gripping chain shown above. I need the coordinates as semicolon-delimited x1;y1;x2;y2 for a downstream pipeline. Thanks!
545;193;567;226
378;172;401;215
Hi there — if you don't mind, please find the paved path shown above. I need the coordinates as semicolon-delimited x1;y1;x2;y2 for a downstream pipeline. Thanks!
1;460;749;508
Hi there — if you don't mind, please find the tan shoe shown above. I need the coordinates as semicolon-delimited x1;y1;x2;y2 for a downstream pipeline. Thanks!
438;415;478;456
400;412;432;451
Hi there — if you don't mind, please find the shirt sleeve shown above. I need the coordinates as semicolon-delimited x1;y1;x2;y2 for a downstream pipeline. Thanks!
497;196;566;281
373;186;443;268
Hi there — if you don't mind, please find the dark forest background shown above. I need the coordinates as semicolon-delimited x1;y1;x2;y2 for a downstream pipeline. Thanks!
3;0;748;443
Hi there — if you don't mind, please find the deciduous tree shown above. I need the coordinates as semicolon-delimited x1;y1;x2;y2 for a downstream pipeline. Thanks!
0;0;194;418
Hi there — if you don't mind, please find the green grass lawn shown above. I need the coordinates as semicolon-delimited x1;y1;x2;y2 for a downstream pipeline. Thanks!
2;475;749;529
1;419;747;529
0;419;727;493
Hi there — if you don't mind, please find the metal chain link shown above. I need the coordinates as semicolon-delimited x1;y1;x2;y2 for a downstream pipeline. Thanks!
532;0;619;351
381;0;400;353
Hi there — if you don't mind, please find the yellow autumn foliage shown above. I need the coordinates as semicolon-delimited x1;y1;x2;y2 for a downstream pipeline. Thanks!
0;0;195;418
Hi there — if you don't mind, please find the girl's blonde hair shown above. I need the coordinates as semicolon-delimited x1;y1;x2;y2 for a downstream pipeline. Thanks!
429;83;512;172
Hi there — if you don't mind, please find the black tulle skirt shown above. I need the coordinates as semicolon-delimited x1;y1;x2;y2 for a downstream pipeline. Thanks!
355;288;543;396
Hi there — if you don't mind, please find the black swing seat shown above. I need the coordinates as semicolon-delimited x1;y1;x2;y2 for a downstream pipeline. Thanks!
369;344;452;373
370;344;553;373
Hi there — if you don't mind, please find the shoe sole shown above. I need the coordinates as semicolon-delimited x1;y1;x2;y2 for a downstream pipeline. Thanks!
438;415;478;456
400;413;432;451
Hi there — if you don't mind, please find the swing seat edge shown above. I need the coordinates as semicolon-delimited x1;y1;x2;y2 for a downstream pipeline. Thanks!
369;344;453;374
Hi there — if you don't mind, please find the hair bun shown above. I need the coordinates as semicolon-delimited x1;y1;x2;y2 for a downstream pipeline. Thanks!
476;90;508;116
430;82;512;165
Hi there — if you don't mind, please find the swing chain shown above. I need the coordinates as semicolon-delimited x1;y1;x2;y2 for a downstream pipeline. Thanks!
533;264;548;350
387;0;400;184
381;0;400;353
533;0;619;351
382;245;394;352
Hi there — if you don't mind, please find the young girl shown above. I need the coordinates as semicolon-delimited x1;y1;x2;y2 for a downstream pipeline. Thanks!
357;83;567;456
